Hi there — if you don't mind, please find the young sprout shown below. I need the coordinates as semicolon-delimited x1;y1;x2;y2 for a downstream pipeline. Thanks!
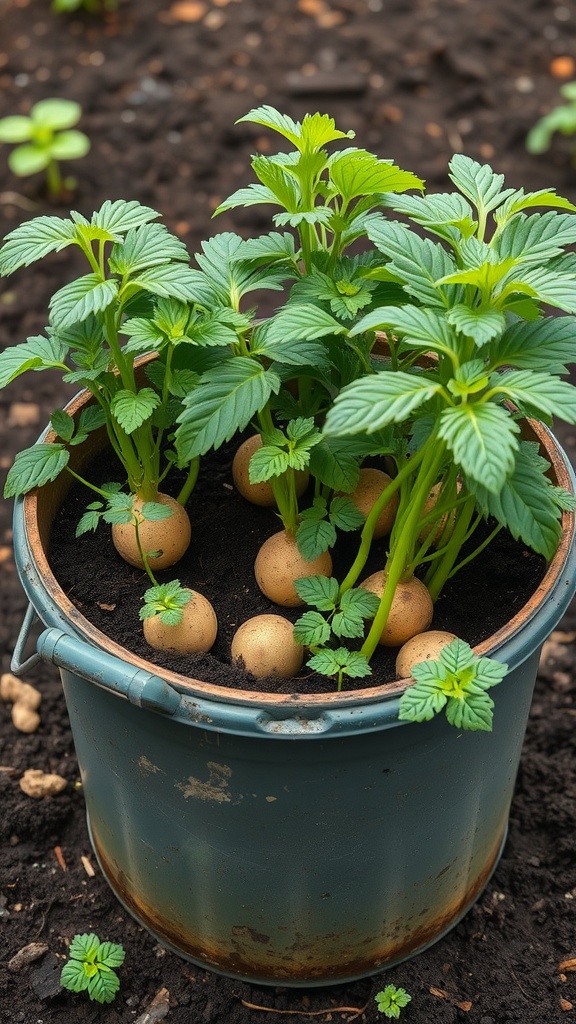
526;82;576;163
60;933;125;1004
0;98;90;200
52;0;117;12
374;984;412;1019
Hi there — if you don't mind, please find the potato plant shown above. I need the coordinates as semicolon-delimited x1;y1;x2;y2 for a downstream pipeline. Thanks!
0;98;90;201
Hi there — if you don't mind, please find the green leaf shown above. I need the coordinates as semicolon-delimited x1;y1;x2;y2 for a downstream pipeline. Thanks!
254;323;331;368
374;985;412;1019
9;144;51;176
383;191;477;240
49;275;118;330
176;357;280;458
298;111;355;152
91;199;160;235
251;156;302;211
329;495;365;531
76;507;103;536
494;211;576;265
61;959;91;994
352;304;458;356
448;154;514;216
307;647;372;679
50;409;75;442
235;231;297;265
0;215;77;275
494;316;576;374
214;183;282;215
293;574;339;610
237;105;303;147
446;304;506;347
4;443;69;497
330;151;423;203
367;219;456;306
141;501;175;522
437;402;519;492
498;265;576;313
122;316;164;352
340;587;380;619
130;263;212;303
0;333;69;387
308;439;361;492
490;370;576;423
50;129;90;161
398;671;449;722
331;608;365;639
445;690;495;731
293;611;331;646
111;388;160;433
248;444;290;483
469;441;563;559
324;370;442;436
0;115;33;143
296;516;336;560
31;97;81;130
494;187;576;222
87;966;120;1004
110;222;189;275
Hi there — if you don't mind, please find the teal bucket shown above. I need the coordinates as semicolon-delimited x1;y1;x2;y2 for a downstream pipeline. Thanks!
10;402;576;986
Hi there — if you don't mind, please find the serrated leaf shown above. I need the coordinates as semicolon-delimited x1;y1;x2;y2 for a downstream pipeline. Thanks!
437;402;519;492
332;608;365;639
4;443;69;497
494;316;576;374
141;501;175;522
330;151;423;203
325;370;442;436
109;222;188;275
49;275;118;330
0;215;77;276
0;333;69;387
296;516;336;560
122;316;165;352
293;611;331;646
398;674;448;722
469;441;563;558
61;960;91;993
293;574;339;610
91;199;159;234
87;965;120;1003
329;495;365;531
76;508;103;536
214;183;281;215
498;265;576;312
50;408;75;441
68;933;101;961
340;587;380;619
367;218;456;306
383;191;477;240
78;405;107;434
446;304;506;347
130;263;213;303
237;105;303;147
448;154;514;216
490;369;576;423
308;439;361;492
352;304;459;356
494;211;576;265
249;444;290;483
235;231;297;265
494;187;576;223
175;357;280;458
111;388;160;433
445;690;495;731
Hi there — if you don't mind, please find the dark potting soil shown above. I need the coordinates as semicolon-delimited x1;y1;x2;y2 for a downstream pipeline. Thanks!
47;443;547;694
2;0;576;1021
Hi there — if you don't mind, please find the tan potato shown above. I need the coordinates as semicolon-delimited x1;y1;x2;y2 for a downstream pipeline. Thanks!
111;493;191;570
418;482;456;547
19;769;67;799
231;614;304;679
11;704;41;734
396;630;458;678
1;674;42;733
232;434;309;507
360;570;433;647
255;530;333;607
343;467;399;539
143;589;218;654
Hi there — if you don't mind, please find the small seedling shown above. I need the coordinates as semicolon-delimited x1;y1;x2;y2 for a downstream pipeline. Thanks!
375;984;412;1019
60;933;125;1003
398;638;508;731
0;98;90;200
527;82;576;162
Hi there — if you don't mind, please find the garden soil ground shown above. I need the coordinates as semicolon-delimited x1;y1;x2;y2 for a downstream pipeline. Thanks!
2;0;576;1021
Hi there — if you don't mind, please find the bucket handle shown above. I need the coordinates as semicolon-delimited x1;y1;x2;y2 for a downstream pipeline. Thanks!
36;628;182;716
11;603;42;676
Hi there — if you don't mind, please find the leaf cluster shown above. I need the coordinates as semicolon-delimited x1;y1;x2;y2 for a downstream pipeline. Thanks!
60;933;125;1004
0;99;90;191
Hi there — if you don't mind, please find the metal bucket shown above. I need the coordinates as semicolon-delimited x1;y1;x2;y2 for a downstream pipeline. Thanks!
10;392;576;986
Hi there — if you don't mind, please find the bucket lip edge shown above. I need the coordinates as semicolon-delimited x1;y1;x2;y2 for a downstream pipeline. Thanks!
18;406;576;710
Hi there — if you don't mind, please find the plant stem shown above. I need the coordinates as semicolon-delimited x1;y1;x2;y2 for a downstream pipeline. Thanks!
425;494;478;601
176;456;200;506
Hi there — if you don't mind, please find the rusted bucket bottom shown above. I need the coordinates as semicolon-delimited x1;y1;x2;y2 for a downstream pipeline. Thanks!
88;815;507;988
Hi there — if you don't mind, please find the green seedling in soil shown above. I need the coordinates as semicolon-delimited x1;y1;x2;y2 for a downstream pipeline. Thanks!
398;638;508;732
60;933;125;1004
526;82;576;163
0;98;90;201
374;984;412;1019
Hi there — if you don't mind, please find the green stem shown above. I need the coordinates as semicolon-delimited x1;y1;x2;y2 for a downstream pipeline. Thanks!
134;519;159;587
65;466;116;499
257;406;299;532
338;448;426;597
176;456;200;506
360;440;447;662
425;494;477;601
445;522;503;581
45;159;62;200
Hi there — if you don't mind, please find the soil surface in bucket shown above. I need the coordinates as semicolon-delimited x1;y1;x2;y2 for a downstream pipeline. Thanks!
2;0;576;1020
